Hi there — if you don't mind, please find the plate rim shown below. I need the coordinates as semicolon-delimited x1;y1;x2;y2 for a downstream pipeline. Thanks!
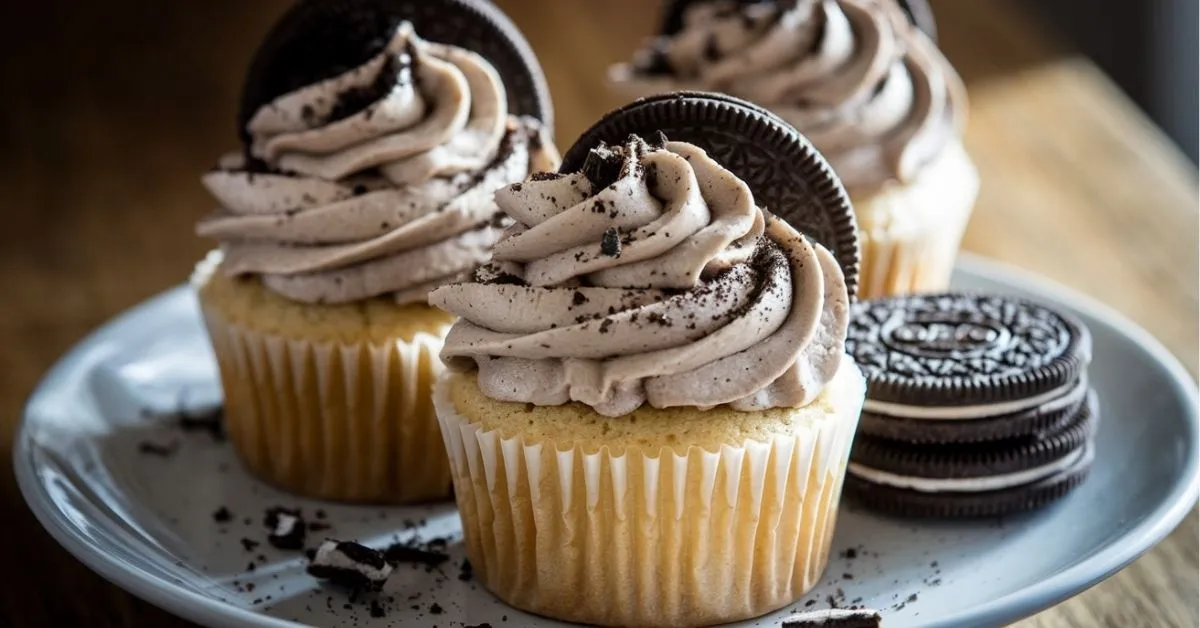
929;254;1200;627
14;253;1200;628
15;287;306;628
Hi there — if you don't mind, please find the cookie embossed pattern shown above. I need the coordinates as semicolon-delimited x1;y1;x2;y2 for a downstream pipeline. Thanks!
843;292;1100;517
849;293;1086;405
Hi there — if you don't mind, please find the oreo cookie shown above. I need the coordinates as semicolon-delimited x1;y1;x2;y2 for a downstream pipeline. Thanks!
851;393;1097;480
306;540;393;590
560;91;861;298
780;608;883;627
238;0;553;143
844;292;1098;517
658;0;938;42
847;292;1092;440
845;444;1093;518
847;396;1097;518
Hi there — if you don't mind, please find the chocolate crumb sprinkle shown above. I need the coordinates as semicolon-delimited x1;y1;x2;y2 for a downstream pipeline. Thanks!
581;144;624;190
703;34;722;61
383;543;450;568
307;540;392;591
264;507;306;550
601;227;622;257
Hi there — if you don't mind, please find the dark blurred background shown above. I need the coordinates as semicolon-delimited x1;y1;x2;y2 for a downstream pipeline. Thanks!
1023;0;1199;164
0;0;1195;163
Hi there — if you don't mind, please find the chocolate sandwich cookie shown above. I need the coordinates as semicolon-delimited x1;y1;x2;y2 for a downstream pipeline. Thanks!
780;608;883;627
846;436;1095;519
658;0;938;42
560;91;862;298
238;0;553;143
851;391;1097;481
843;291;1098;517
307;540;393;590
847;292;1093;442
847;394;1097;517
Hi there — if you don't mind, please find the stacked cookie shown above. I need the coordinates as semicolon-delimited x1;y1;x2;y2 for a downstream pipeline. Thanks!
843;293;1097;517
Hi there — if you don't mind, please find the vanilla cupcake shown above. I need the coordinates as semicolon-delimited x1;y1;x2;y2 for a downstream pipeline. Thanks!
193;2;559;504
429;94;865;627
611;0;979;299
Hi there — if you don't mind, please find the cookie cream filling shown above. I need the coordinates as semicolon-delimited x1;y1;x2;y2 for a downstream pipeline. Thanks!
863;375;1088;420
848;441;1093;493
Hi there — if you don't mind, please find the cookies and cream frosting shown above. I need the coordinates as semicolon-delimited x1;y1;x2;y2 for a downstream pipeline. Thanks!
430;136;850;417
611;0;966;193
197;23;560;305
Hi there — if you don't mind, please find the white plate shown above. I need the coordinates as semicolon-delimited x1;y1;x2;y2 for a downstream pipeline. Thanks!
16;254;1200;628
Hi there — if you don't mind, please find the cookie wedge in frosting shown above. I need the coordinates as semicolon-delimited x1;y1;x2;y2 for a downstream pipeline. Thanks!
190;0;559;504
430;92;867;627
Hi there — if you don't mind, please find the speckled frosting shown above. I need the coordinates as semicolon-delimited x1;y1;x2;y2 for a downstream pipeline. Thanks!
431;136;850;416
198;23;559;305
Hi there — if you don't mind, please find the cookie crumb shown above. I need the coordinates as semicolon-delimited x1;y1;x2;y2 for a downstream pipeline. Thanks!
306;540;392;590
383;542;450;568
780;608;882;627
601;227;622;257
264;507;306;550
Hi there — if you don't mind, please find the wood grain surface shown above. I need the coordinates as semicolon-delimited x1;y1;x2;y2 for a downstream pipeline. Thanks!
0;0;1195;626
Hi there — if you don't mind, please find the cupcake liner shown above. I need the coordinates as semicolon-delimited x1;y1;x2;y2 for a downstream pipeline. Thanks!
857;216;965;300
434;374;863;627
853;140;979;300
199;299;453;504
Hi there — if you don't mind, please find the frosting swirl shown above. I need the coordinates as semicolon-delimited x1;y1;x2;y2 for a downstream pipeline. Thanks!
611;0;966;192
430;137;849;416
198;23;560;305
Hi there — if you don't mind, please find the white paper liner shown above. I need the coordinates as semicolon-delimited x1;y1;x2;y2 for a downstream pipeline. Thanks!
197;274;453;503
434;369;864;627
854;139;979;299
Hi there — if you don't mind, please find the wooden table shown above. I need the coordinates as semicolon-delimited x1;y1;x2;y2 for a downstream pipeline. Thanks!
0;0;1195;626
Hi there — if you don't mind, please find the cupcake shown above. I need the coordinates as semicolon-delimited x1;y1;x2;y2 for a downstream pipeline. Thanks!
192;0;560;504
429;93;865;627
610;0;979;299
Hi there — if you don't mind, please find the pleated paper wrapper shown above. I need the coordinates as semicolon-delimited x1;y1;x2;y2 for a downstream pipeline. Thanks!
854;139;979;300
197;288;453;504
435;376;863;627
